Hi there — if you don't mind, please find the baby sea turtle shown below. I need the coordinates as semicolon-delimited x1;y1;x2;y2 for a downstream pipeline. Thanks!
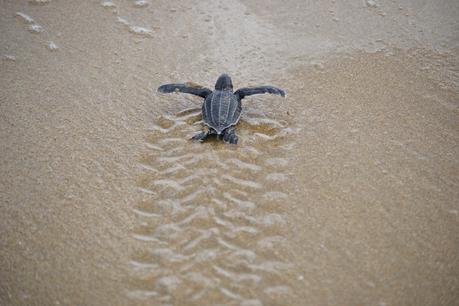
158;74;285;144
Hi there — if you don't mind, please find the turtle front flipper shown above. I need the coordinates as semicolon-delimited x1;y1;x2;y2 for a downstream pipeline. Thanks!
234;86;285;99
222;127;238;144
158;83;212;98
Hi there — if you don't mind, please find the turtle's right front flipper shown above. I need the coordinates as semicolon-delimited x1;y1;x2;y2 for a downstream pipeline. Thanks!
158;83;212;98
234;86;285;99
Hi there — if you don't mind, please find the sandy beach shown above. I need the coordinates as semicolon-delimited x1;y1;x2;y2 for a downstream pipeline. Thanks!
1;0;458;305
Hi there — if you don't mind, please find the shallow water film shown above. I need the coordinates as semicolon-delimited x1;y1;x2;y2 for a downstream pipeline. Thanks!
1;0;458;305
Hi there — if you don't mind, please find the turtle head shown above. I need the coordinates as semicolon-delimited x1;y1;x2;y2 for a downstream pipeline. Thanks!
215;74;233;91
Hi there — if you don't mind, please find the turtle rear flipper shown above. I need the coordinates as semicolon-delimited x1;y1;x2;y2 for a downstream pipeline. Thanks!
223;127;238;144
158;83;212;98
191;128;217;142
191;131;210;142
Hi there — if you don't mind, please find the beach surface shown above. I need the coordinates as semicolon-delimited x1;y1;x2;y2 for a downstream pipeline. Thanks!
1;0;458;305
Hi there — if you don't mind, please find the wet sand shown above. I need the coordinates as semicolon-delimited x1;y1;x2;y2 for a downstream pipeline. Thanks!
1;0;458;305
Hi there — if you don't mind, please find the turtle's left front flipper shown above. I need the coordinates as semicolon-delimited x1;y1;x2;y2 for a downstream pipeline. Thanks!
234;86;285;100
158;83;212;98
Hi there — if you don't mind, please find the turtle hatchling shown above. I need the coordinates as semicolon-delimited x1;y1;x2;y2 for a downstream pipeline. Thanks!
158;74;285;144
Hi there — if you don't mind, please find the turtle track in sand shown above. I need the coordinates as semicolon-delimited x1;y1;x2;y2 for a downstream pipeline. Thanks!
128;106;297;305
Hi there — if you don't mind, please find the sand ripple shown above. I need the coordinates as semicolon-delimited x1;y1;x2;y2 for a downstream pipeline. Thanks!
129;108;295;304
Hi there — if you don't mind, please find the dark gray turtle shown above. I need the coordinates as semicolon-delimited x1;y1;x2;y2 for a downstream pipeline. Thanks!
158;74;285;144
